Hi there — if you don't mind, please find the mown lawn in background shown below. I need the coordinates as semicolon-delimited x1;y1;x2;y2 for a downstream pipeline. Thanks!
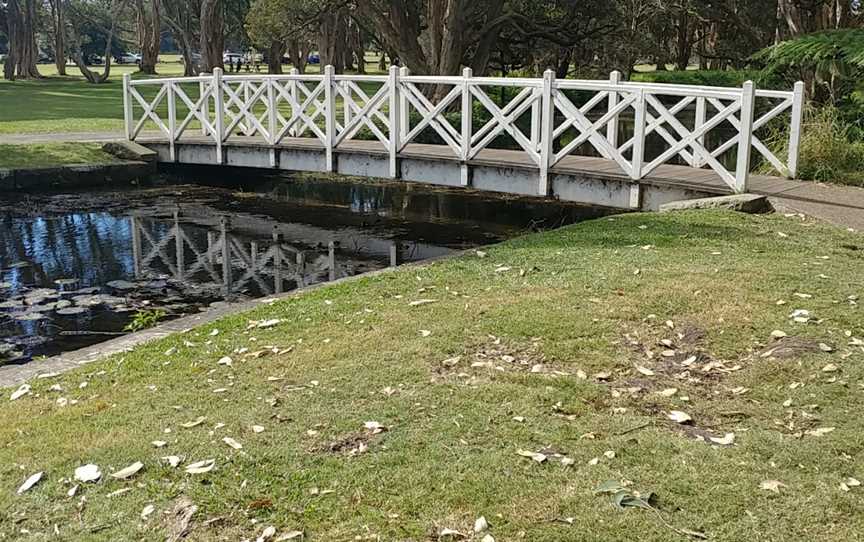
0;143;121;169
0;56;385;136
1;210;862;541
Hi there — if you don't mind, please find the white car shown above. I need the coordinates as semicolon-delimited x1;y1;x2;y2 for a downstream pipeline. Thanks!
117;53;141;64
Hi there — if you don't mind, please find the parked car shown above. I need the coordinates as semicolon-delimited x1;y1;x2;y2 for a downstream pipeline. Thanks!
223;52;242;65
307;53;320;64
117;53;141;65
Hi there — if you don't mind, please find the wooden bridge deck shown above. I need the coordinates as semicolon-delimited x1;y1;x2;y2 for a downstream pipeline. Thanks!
140;134;803;198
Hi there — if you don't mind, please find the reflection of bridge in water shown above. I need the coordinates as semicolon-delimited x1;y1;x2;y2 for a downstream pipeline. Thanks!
129;205;452;297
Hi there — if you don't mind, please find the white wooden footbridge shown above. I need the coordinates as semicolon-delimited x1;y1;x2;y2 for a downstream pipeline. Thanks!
124;66;804;210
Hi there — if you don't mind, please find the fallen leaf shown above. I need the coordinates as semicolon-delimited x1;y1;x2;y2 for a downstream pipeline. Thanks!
181;416;206;428
185;459;215;474
657;388;678;397
256;526;277;542
275;531;304;541
162;456;182;468
16;472;43;495
474;516;489;533
635;365;655;376
223;437;243;450
709;433;736;446
439;527;467;539
667;410;692;424
141;504;155;519
408;299;437;307
74;464;101;483
10;384;31;401
759;480;786;493
517;449;547;463
804;427;835;437
152;441;168;448
251;425;265;433
110;461;144;480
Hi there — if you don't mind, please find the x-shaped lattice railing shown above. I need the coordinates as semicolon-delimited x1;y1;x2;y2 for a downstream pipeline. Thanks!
399;82;463;155
271;79;329;144
470;85;541;165
333;80;390;147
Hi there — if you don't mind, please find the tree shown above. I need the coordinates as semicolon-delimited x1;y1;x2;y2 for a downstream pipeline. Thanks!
199;0;223;71
163;0;199;75
3;0;41;80
67;0;126;83
48;0;67;75
134;0;160;74
245;0;316;73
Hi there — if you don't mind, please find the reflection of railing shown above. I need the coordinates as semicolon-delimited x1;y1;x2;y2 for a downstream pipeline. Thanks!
129;210;404;296
124;67;804;194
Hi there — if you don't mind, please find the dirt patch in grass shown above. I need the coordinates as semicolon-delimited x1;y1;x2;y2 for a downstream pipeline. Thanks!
758;336;825;359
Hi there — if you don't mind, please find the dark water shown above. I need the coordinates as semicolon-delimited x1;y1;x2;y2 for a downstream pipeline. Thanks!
0;173;614;363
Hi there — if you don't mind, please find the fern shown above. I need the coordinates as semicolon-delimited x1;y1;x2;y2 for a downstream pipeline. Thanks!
753;28;864;71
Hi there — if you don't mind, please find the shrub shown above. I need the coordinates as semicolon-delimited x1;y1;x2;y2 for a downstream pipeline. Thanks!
765;106;864;187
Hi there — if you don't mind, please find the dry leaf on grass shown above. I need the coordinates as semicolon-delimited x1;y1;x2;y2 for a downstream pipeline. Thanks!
667;411;692;424
759;480;786;493
16;472;43;495
74;464;101;483
110;461;144;480
185;459;215;474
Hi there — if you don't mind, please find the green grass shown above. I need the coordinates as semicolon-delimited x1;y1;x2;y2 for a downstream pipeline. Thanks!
1;210;862;541
0;57;385;136
0;143;121;169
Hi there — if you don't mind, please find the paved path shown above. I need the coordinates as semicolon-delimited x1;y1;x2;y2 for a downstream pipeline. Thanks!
0;131;861;232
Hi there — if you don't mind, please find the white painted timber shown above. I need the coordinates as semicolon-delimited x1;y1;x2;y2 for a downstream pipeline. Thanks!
125;66;805;195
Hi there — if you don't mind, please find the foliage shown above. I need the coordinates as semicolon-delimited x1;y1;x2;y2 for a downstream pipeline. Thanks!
792;107;864;187
632;69;765;88
753;28;864;104
124;308;167;332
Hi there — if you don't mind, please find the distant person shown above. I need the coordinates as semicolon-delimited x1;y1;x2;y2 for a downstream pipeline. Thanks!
236;58;242;73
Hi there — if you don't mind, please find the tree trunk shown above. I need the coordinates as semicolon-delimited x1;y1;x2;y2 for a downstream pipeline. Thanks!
3;0;22;80
200;0;223;72
674;10;693;71
135;0;161;74
177;30;197;75
5;0;42;79
319;8;346;72
50;0;67;75
268;40;285;74
286;39;309;73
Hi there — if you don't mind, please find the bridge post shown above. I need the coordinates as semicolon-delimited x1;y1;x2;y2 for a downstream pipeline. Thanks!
630;88;646;180
167;82;177;162
289;68;300;137
787;81;805;179
538;70;556;196
734;80;756;193
388;65;400;178
200;79;209;137
267;78;277;166
461;67;473;186
607;71;621;150
693;97;706;167
399;67;410;142
213;68;225;164
122;73;133;141
324;65;337;172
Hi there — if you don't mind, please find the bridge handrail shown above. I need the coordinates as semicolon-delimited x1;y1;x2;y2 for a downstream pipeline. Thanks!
123;66;804;195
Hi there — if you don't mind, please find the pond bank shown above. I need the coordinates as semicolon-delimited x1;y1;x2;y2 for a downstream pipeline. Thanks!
1;210;861;540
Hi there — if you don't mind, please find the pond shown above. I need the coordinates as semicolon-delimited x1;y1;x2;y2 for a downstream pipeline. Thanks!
0;170;616;365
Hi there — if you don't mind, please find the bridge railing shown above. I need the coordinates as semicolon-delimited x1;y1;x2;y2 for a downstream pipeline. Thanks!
123;66;804;195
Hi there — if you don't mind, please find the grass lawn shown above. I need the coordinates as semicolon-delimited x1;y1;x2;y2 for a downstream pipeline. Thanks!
0;143;121;169
1;210;862;541
0;56;384;136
